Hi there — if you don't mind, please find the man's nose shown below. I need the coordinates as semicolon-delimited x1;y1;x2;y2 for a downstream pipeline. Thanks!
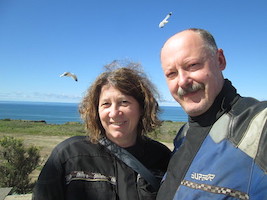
178;70;191;88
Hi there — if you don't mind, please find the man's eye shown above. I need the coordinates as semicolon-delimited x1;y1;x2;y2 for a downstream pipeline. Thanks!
188;63;200;69
166;71;177;79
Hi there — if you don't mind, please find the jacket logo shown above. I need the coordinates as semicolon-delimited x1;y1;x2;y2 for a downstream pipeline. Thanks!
66;171;116;185
191;172;215;181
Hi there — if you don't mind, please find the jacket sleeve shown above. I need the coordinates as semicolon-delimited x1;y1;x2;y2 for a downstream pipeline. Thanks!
32;147;65;200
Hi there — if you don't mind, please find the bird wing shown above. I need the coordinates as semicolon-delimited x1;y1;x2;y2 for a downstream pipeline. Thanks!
163;12;172;21
159;12;172;28
59;72;68;77
71;74;78;81
60;72;78;81
159;21;166;28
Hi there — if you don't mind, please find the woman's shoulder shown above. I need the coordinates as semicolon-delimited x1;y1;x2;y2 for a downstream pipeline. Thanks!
55;136;89;149
141;136;171;170
51;136;103;157
143;136;171;154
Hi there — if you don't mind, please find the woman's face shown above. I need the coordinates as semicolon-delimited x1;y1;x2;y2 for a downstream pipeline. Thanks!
98;84;141;147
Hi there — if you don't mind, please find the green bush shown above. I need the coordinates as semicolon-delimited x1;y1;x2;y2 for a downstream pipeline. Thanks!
0;136;40;194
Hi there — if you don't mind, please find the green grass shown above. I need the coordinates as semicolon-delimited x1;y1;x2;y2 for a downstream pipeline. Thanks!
0;119;85;136
0;119;185;143
148;121;185;142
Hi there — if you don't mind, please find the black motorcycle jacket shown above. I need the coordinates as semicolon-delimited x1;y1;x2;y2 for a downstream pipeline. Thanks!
33;135;171;200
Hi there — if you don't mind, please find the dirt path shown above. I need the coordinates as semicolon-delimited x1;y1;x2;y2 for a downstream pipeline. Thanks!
4;194;32;200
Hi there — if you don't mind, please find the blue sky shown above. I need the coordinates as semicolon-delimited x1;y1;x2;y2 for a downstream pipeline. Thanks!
1;0;267;106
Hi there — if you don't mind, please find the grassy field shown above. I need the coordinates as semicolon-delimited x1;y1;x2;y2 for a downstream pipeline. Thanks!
0;119;185;181
0;118;185;142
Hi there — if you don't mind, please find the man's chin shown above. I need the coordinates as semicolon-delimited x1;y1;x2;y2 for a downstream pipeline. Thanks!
182;103;208;117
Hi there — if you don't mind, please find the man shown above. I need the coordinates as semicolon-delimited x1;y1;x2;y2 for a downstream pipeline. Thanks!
157;28;267;200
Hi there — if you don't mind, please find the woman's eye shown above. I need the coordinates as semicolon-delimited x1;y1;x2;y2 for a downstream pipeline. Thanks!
121;100;129;105
101;102;110;107
120;100;131;106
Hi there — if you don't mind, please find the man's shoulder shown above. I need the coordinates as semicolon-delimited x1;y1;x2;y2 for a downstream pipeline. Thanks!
229;97;267;172
229;97;267;141
231;97;267;115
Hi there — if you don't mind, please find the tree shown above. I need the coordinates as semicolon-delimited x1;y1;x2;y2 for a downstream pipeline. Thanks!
0;136;40;194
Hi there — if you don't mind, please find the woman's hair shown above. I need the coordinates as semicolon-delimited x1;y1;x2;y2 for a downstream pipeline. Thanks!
79;60;161;143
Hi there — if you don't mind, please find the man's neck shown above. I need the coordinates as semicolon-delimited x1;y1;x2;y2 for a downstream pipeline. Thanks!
189;79;239;126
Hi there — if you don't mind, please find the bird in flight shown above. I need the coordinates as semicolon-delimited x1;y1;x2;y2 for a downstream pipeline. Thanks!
60;72;78;81
159;12;172;28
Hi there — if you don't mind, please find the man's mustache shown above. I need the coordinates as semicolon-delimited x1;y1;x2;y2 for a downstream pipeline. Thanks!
177;83;205;97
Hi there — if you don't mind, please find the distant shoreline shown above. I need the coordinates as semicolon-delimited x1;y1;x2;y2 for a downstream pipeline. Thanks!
0;100;182;107
0;101;187;124
0;118;180;125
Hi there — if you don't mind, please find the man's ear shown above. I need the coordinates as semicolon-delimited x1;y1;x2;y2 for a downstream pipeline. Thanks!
217;49;226;70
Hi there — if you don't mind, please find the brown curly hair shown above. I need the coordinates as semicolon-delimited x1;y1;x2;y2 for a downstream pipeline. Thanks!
79;60;162;143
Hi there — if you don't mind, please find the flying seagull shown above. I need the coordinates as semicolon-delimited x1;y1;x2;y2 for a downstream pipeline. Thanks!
159;12;172;28
60;72;78;81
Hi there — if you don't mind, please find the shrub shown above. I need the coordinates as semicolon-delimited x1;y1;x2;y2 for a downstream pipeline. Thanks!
0;136;40;194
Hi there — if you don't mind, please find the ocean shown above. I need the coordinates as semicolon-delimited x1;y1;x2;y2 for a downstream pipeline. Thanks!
0;101;187;124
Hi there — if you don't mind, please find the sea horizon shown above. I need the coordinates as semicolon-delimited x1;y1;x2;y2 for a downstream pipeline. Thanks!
0;100;187;124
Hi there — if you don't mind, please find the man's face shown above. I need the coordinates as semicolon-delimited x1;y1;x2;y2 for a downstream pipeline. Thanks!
161;31;226;117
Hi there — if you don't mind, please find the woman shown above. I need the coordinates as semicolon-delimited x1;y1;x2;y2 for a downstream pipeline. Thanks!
32;61;171;200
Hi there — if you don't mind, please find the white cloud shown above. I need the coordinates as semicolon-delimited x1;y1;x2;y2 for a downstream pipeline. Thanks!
0;91;82;103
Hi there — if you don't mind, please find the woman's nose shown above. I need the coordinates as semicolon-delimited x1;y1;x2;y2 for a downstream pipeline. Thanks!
108;105;121;118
